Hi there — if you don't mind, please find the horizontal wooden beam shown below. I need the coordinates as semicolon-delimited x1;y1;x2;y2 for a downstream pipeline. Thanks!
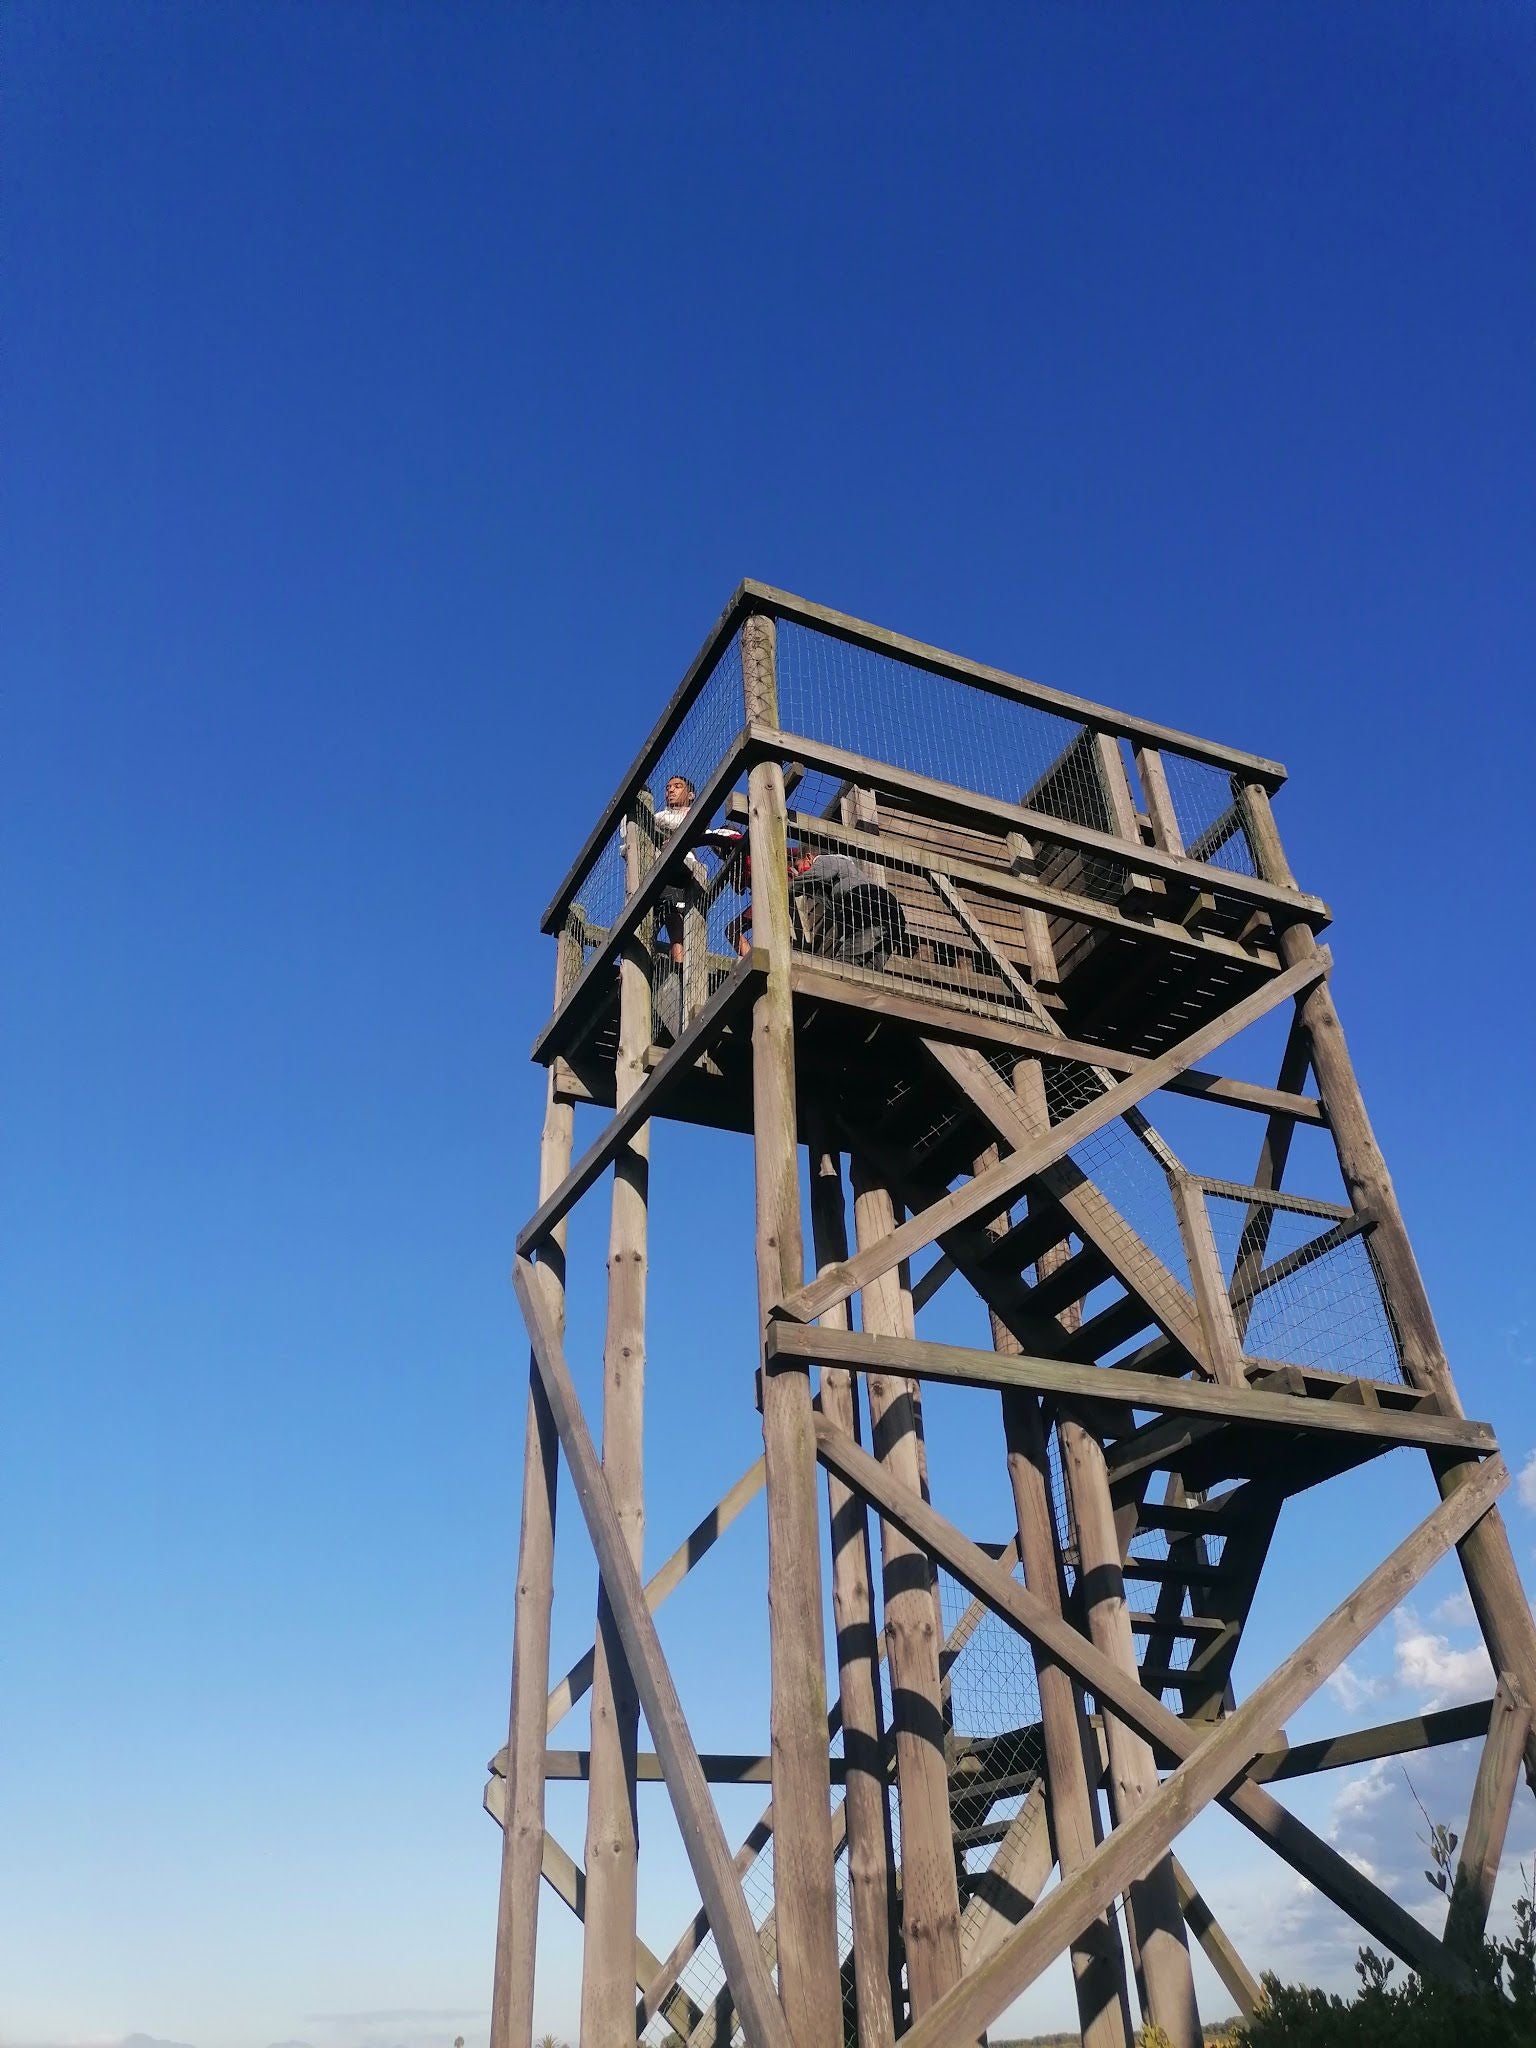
756;726;1327;924
779;952;1329;1326
513;1257;793;2048
767;1323;1496;1457
814;1415;1503;1999
784;806;1282;973
791;962;1325;1124
519;957;764;1252
740;580;1289;785
544;1750;849;1785
1250;1698;1497;1785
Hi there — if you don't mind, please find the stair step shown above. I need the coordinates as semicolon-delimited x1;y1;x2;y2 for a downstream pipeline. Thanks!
1121;1557;1227;1587
1134;1500;1239;1537
1129;1612;1232;1641
1139;1663;1226;1694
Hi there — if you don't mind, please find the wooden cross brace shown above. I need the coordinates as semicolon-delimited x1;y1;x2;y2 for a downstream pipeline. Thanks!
809;1415;1503;2044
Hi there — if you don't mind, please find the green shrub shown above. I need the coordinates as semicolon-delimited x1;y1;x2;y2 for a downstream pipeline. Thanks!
1240;1880;1536;2046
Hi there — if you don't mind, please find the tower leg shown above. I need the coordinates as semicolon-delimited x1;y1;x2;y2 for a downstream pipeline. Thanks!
1060;1419;1203;2048
581;819;653;2044
492;1058;576;2048
979;1124;1133;2048
850;1156;971;2034
1243;784;1536;1781
744;608;842;2048
810;1140;900;2048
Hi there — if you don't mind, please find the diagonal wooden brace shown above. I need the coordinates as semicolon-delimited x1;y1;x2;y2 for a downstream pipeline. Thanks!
513;1256;792;2048
813;1415;1504;2004
778;952;1328;1327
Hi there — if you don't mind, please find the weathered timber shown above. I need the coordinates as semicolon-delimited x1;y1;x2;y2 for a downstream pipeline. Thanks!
492;934;578;2048
1446;1676;1532;1958
779;952;1328;1326
743;613;842;2048
814;1416;1504;1990
581;814;651;2046
764;1323;1495;1456
789;959;1324;1121
1171;1859;1262;2017
982;1116;1134;2048
1243;782;1536;1780
850;1154;968;2030
520;955;764;1252
1061;1414;1201;2048
512;1256;793;2048
809;1140;899;2048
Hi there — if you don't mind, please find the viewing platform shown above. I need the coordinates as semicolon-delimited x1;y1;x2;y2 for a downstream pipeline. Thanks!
531;582;1331;1140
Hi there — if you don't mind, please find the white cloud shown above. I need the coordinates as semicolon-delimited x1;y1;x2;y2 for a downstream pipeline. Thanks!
1517;1449;1536;1514
1432;1590;1477;1629
1392;1607;1494;1707
1326;1659;1389;1711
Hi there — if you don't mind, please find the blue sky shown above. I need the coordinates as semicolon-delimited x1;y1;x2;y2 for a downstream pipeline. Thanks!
4;3;1535;2044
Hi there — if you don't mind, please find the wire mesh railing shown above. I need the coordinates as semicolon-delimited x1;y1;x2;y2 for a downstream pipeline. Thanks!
544;605;1290;1046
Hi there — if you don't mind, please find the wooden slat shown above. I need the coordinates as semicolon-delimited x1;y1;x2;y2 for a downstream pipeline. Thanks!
1171;1175;1246;1388
1249;1697;1495;1783
779;953;1329;1326
767;1324;1497;1456
512;1256;793;2048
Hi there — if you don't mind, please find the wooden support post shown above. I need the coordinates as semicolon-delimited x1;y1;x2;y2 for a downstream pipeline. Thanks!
815;1426;1500;2046
492;940;579;2048
1243;781;1536;1781
1446;1675;1532;1958
513;1258;794;2048
986;1083;1133;2047
849;1155;969;2031
581;815;653;2046
1134;746;1185;856
743;610;842;2048
1060;1416;1203;2048
1170;1858;1263;2017
1170;1173;1246;1387
808;1138;899;2048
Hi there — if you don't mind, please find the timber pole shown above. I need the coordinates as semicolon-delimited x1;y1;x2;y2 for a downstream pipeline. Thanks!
580;815;653;2043
808;1138;900;2048
743;610;842;2047
849;1155;971;2035
1243;782;1536;1782
492;936;580;2048
980;1128;1134;2048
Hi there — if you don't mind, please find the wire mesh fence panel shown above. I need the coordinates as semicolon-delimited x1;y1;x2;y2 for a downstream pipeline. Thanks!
553;629;746;1009
781;820;1045;1027
1154;751;1259;877
1205;1191;1404;1384
775;622;1109;828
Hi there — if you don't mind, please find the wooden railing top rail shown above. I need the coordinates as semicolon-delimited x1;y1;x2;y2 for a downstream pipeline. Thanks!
539;580;1292;934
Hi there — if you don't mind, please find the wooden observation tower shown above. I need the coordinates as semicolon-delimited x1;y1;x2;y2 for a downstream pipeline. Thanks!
486;584;1536;2048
